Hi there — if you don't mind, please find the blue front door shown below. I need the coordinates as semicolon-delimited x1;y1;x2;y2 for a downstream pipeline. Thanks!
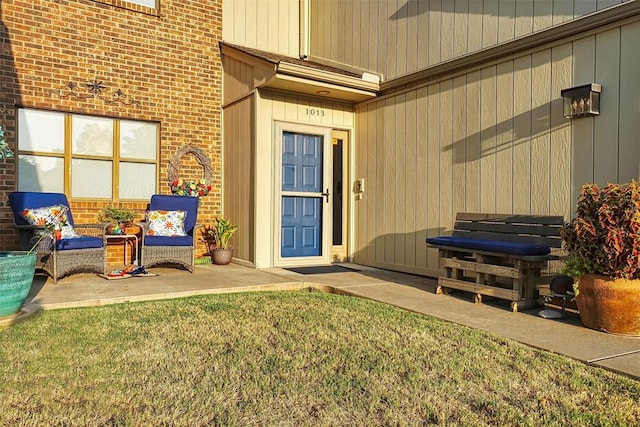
281;131;324;258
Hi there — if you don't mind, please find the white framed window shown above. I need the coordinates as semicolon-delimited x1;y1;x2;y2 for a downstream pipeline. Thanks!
17;109;158;201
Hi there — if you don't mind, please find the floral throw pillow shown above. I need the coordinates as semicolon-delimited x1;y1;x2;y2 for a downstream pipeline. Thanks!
20;205;80;239
146;210;187;237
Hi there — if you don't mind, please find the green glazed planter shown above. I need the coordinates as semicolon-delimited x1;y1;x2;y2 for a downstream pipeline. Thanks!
0;251;37;317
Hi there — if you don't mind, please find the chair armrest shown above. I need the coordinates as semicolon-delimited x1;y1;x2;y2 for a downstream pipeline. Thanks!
74;223;109;238
14;224;53;252
15;224;46;231
135;221;149;231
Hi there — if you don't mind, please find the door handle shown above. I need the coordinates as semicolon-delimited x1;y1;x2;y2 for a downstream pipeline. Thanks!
321;188;330;203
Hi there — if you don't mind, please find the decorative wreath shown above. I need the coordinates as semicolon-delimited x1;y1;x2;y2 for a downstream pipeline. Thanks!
167;144;214;186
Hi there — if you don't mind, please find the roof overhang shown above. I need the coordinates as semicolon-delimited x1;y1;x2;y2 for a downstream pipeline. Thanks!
220;43;378;103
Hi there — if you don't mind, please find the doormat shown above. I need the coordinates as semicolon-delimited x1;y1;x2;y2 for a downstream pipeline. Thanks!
99;267;158;280
284;265;360;275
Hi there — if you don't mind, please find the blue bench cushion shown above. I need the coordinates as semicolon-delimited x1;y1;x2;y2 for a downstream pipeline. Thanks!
426;236;550;256
56;236;103;251
144;235;193;247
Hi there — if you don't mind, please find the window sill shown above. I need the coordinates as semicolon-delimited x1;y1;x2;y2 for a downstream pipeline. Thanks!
91;0;159;17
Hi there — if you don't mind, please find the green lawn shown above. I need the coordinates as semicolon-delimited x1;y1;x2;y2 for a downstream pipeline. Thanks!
0;290;638;426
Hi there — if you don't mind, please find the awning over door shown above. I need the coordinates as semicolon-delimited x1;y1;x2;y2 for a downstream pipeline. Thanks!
220;42;379;103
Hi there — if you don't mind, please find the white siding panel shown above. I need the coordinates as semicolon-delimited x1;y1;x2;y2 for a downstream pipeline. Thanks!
405;91;418;267
594;28;621;185
439;80;454;232
374;104;385;264
598;0;622;9
362;0;372;73
552;0;575;24
441;0;455;62
571;36;596;203
534;0;554;31
395;94;407;265
618;21;640;182
396;0;409;77
415;87;429;269
428;0;443;66
376;1;387;80
454;0;469;58
515;0;534;37
223;0;298;57
351;0;362;66
329;0;339;64
452;76;467;214
365;104;377;262
223;97;254;264
549;43;572;217
574;0;598;16
355;104;367;264
417;0;430;70
256;0;268;51
426;84;441;272
531;50;552;215
513;56;532;213
498;0;516;43
383;99;395;263
468;0;483;53
482;0;499;49
466;71;482;213
480;66;498;213
496;61;515;212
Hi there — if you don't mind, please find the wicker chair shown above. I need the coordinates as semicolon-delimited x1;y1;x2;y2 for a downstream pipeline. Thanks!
8;192;107;283
138;194;199;272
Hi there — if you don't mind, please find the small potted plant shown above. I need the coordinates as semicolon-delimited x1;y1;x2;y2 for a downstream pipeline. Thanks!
561;181;640;336
97;206;137;235
201;217;237;265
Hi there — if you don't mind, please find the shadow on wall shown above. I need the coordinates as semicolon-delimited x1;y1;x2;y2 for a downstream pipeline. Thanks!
0;5;22;249
352;227;447;276
442;101;568;165
389;0;612;21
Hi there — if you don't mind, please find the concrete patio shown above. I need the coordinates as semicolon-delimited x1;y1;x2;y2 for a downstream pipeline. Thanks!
4;262;640;380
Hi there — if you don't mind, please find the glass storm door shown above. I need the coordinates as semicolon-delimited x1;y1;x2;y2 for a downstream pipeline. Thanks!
280;131;330;259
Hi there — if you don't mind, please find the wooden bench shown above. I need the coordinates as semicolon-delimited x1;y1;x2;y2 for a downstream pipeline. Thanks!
426;213;564;312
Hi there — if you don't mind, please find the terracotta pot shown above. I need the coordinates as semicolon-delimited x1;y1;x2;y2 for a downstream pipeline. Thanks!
211;248;233;265
576;274;640;336
106;223;125;235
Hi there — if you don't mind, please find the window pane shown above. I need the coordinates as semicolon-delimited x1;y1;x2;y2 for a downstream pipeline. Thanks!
72;115;113;156
71;159;113;198
18;155;64;192
120;120;158;160
119;162;156;200
18;110;65;153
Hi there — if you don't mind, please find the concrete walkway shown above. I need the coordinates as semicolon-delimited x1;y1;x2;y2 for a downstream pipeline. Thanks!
5;262;640;380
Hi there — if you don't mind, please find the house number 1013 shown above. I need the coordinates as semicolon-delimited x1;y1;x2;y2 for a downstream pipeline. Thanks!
306;108;325;117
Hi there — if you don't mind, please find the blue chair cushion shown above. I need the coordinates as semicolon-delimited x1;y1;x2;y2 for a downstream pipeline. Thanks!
148;195;199;236
56;236;103;251
144;235;193;247
9;192;75;226
426;236;550;256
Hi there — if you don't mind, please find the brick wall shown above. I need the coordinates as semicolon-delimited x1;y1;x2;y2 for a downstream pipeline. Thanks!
0;0;222;263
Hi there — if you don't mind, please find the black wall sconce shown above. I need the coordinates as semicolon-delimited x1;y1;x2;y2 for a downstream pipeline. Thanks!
561;83;601;119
